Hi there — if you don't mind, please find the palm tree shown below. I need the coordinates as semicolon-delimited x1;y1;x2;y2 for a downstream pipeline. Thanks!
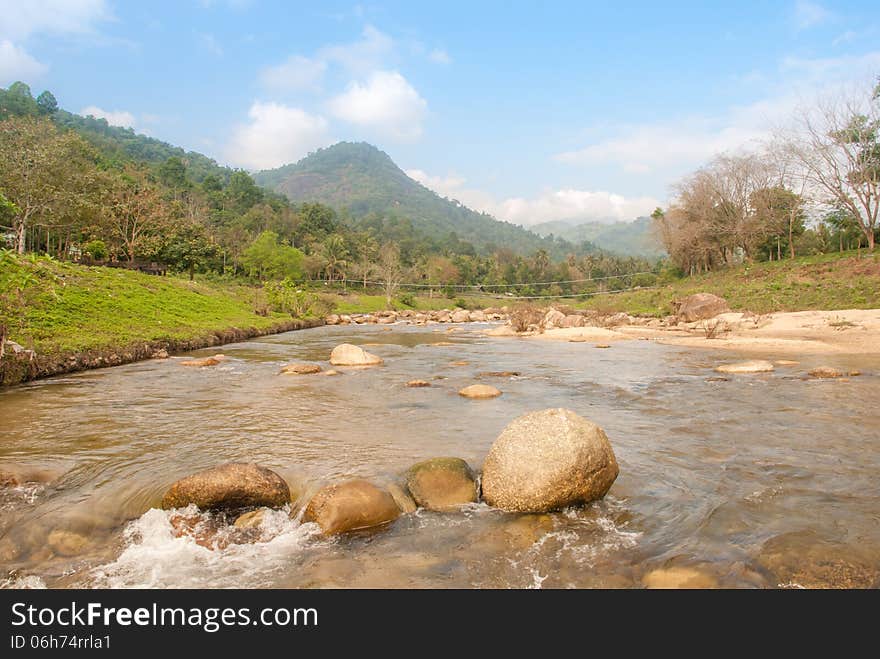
322;234;349;283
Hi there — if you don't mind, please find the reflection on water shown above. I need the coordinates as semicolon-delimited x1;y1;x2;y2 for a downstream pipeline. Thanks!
1;323;879;588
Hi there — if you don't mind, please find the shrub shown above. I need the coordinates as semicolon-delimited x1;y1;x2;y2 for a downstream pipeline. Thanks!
397;292;416;307
264;278;318;317
82;239;108;260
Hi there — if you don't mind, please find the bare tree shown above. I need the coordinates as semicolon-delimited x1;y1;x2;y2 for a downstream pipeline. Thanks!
779;83;879;250
377;242;404;307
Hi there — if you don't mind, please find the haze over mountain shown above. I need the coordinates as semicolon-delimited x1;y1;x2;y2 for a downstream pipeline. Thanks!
255;142;598;257
531;217;664;258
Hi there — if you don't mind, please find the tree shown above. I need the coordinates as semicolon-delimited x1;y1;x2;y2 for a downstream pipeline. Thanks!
0;116;102;253
36;91;58;116
0;82;38;119
350;232;379;288
104;167;170;262
321;233;349;283
240;231;305;281
781;82;880;250
377;242;404;307
162;223;218;280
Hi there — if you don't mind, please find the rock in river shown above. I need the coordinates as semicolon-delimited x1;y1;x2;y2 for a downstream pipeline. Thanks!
279;363;322;375
714;360;774;374
180;354;226;367
481;408;619;513
161;462;291;511
329;343;384;366
303;479;400;535
808;366;845;378
405;457;478;511
642;566;719;589
406;379;432;387
458;384;502;399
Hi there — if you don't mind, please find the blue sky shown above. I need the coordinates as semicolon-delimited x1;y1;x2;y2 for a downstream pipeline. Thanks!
2;0;879;225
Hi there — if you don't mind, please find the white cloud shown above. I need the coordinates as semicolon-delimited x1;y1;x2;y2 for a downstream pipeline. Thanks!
0;0;112;41
429;48;451;65
329;70;427;141
259;55;326;92
225;101;330;170
319;24;393;75
0;40;48;83
407;169;657;225
80;105;136;128
793;1;832;30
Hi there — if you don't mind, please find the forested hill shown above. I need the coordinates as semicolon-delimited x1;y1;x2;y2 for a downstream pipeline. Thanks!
255;142;587;257
52;110;232;184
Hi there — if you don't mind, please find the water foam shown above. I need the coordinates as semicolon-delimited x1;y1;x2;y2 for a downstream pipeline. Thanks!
89;506;323;588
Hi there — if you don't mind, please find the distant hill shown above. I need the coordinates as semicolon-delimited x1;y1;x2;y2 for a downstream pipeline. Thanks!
255;142;591;257
531;216;664;257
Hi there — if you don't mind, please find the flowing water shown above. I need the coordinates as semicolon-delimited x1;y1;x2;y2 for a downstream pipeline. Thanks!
1;323;879;589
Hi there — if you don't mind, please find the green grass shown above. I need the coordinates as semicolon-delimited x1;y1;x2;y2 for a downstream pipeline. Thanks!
577;250;880;317
2;255;291;355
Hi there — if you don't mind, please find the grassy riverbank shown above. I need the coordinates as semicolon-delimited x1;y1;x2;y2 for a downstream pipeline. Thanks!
0;254;319;385
578;251;880;316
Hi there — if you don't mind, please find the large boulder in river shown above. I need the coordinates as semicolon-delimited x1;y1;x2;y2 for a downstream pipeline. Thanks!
329;343;383;366
451;309;470;323
481;408;619;513
303;479;400;535
405;457;478;511
674;293;730;322
279;363;322;375
161;463;290;511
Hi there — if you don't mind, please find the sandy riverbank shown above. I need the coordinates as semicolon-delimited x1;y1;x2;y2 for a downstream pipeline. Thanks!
491;308;880;356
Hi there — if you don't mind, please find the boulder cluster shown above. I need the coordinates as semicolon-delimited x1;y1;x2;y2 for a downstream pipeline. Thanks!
159;408;619;539
324;308;507;326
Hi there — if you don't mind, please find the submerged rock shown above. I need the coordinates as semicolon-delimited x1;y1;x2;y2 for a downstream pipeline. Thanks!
161;462;291;511
642;566;719;589
406;379;431;387
478;371;520;378
303;479;400;535
329;343;384;366
808;367;845;378
481;408;619;513
279;363;322;375
180;354;226;367
675;293;730;322
405;457;478;511
47;529;91;557
715;360;775;374
458;384;502;399
234;508;270;529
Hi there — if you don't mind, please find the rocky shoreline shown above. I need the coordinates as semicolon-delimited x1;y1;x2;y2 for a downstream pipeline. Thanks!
324;307;508;326
0;318;325;387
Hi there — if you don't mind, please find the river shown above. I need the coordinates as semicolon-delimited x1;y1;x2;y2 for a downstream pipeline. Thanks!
1;323;878;588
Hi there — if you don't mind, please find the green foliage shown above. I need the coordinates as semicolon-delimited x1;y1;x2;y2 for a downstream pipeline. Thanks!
82;240;108;260
35;91;58;116
263;278;318;317
241;231;305;281
161;224;218;279
396;292;415;307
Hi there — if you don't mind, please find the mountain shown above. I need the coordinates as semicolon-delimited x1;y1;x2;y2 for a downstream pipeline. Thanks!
255;142;589;257
531;216;664;257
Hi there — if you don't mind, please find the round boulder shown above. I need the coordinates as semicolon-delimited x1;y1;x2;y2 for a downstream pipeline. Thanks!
481;408;619;513
458;384;502;399
161;462;290;511
329;343;384;366
405;457;478;511
715;360;774;374
675;293;730;322
303;479;400;535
